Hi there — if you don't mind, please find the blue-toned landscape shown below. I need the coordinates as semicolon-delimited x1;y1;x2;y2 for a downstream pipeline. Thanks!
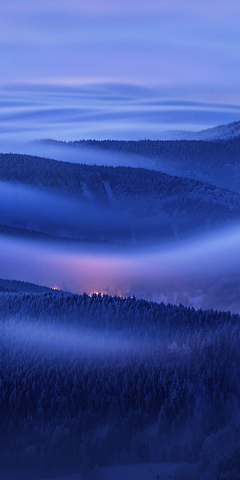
1;1;240;480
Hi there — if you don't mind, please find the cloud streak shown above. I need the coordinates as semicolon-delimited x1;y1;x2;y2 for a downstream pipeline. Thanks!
1;0;240;95
1;84;240;142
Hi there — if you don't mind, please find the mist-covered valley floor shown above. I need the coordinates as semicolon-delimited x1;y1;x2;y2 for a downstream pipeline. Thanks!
2;116;240;480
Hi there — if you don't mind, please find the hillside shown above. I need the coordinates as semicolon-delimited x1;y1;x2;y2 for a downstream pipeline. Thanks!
0;153;240;244
0;290;240;480
0;278;55;294
46;137;240;193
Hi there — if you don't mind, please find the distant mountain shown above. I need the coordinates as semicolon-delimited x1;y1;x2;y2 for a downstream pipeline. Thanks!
158;120;240;141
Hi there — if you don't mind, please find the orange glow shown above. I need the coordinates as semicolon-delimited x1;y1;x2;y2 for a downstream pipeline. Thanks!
88;291;127;299
88;292;104;297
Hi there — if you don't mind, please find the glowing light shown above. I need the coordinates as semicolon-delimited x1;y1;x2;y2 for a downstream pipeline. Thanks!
88;292;104;298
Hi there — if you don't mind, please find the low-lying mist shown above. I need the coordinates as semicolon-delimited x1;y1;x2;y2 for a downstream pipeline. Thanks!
1;222;240;312
0;138;145;169
1;319;171;360
0;180;144;241
0;180;82;236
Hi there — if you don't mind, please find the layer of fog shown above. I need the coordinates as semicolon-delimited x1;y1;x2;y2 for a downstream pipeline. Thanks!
0;139;147;169
1;179;209;245
0;181;82;237
0;181;143;240
2;320;173;359
1;223;240;312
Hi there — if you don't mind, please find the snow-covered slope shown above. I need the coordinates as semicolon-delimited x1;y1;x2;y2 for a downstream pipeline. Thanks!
159;120;240;141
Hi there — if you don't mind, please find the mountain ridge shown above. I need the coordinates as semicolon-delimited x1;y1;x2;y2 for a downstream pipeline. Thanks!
158;120;240;141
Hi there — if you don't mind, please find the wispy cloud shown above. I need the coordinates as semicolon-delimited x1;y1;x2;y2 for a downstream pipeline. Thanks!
0;0;240;93
0;84;240;141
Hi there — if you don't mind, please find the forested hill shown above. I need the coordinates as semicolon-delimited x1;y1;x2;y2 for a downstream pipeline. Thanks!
0;288;234;332
44;137;240;193
0;278;54;294
52;137;240;161
1;289;240;480
1;153;240;243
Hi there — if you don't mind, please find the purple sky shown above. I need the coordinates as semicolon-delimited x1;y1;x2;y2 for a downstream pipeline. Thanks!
1;0;240;92
1;0;240;138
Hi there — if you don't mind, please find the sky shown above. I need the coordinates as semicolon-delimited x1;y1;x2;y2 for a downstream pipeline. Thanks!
1;0;240;89
0;0;240;138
